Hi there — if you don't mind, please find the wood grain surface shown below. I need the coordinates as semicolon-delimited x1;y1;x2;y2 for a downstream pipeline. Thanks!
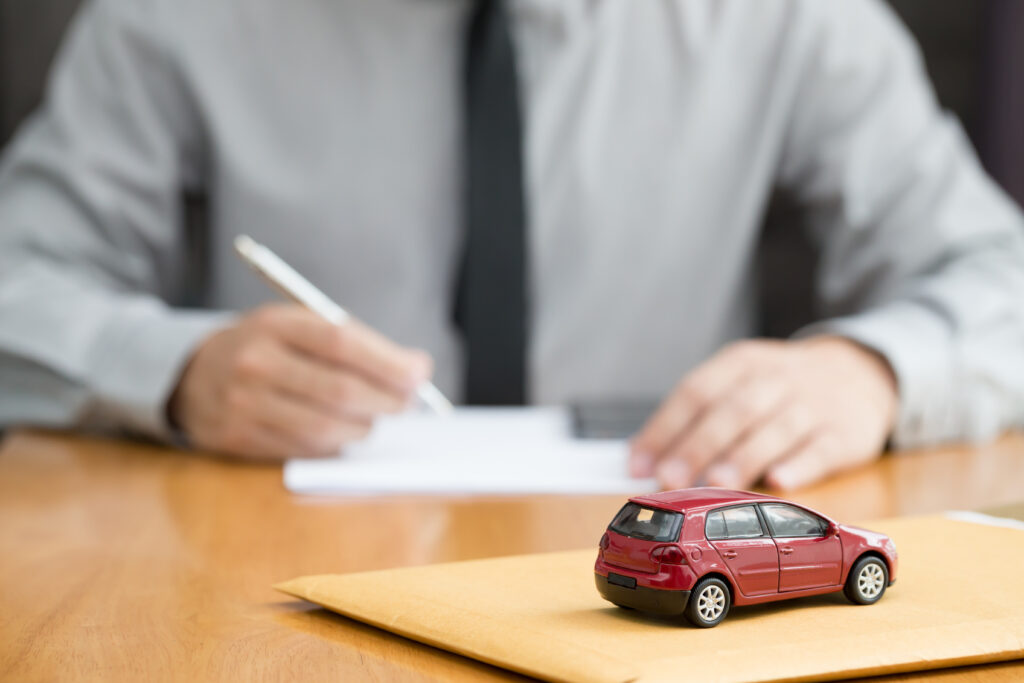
1;429;1023;682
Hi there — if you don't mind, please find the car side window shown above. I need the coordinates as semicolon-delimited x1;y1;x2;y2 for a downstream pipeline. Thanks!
705;505;764;540
760;504;827;538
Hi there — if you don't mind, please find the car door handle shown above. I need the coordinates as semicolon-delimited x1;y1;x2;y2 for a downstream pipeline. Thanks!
780;547;794;555
722;551;738;559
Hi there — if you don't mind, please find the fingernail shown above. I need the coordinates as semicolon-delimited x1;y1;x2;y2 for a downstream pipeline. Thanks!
402;391;419;412
656;459;691;490
406;351;433;388
630;449;655;478
706;463;742;489
767;466;798;491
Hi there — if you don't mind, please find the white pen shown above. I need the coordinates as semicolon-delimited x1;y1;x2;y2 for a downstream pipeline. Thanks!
233;234;454;416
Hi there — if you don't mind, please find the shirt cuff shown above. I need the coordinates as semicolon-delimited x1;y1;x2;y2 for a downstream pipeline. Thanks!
85;301;234;441
794;300;961;448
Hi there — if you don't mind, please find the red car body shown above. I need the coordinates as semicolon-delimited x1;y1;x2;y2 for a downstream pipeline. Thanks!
595;488;898;624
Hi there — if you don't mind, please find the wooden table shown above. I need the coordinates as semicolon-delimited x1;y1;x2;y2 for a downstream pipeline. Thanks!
2;430;1024;682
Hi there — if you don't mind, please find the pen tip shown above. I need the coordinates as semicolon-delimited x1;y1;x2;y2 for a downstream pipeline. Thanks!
417;383;455;416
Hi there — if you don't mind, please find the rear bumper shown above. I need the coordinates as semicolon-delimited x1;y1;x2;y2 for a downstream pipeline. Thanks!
595;572;691;615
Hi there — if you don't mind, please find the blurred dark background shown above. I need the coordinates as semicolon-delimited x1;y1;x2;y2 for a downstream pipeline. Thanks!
1;0;1021;336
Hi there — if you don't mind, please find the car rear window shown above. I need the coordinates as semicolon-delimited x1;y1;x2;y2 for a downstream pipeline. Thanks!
609;503;684;542
705;505;765;540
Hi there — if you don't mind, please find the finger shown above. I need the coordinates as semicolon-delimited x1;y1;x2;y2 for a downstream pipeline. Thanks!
657;374;792;487
704;401;818;489
217;421;311;461
259;341;408;417
764;431;876;491
630;346;755;476
225;385;372;456
257;306;431;393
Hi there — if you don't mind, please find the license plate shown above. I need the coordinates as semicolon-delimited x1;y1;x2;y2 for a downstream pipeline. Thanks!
608;572;637;589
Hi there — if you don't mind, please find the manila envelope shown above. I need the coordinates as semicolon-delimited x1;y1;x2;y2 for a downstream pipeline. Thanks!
276;516;1024;683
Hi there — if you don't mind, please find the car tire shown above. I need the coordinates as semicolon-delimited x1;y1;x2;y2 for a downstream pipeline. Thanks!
844;556;889;605
684;577;731;628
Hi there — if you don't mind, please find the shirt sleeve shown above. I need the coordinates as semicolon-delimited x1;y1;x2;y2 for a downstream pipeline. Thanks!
778;0;1024;447
0;0;230;440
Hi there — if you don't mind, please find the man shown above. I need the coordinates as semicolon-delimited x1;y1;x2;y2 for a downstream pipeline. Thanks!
1;0;1022;492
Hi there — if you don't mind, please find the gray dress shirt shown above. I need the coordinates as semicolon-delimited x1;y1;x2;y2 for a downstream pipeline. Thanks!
1;0;1023;446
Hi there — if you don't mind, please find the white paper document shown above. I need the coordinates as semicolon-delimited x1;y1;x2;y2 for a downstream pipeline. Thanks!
283;407;659;496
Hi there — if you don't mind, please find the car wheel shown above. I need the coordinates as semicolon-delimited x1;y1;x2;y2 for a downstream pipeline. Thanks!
684;577;731;628
844;556;889;605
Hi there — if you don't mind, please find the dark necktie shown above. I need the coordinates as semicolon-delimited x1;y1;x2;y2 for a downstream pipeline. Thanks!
455;0;528;405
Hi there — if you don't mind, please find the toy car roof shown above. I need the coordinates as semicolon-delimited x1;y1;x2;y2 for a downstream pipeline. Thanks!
629;488;783;513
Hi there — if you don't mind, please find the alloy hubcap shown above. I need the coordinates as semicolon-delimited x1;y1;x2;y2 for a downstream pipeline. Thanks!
697;584;726;621
858;563;885;598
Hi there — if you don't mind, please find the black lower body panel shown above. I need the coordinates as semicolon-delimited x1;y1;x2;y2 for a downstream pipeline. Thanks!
595;572;691;615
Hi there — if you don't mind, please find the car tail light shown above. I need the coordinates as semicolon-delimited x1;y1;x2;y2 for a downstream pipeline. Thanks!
599;533;610;550
650;545;685;565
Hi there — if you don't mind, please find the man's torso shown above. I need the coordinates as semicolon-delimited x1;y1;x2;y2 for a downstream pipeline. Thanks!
168;0;805;402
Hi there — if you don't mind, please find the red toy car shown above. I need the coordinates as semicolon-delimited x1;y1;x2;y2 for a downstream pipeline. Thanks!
595;488;897;627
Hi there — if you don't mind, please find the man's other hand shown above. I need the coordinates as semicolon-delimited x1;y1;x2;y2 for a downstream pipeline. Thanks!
630;337;898;491
168;304;432;459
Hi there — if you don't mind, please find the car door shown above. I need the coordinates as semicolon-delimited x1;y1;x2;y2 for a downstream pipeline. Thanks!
705;505;779;597
759;503;842;591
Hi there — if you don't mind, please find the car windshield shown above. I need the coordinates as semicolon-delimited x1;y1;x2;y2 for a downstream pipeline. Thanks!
609;503;684;542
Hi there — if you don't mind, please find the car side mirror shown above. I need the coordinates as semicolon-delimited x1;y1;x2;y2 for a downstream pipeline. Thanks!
826;522;838;536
